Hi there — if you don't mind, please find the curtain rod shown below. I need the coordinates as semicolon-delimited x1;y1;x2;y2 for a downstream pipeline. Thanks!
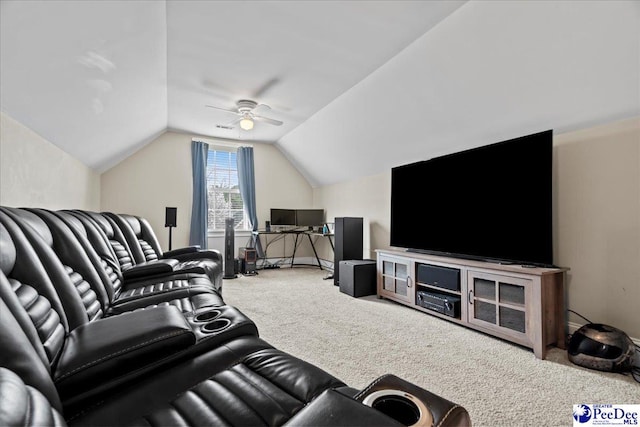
192;137;253;148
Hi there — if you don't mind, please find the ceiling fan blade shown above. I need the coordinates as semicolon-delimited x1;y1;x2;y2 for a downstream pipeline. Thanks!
253;115;283;126
253;103;271;113
206;105;239;115
252;77;280;99
225;117;242;127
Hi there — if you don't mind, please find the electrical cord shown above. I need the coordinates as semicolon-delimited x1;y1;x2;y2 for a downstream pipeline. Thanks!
565;309;593;345
632;343;640;383
567;309;593;325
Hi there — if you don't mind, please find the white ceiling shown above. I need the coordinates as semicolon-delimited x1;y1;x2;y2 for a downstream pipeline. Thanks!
1;1;638;188
0;0;168;170
279;0;640;186
0;0;466;172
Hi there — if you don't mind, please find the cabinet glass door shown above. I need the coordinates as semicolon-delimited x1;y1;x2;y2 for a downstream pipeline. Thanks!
468;271;529;337
498;282;526;333
472;278;496;324
379;257;412;303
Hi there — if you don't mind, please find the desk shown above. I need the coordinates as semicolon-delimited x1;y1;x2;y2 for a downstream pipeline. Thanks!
253;230;334;270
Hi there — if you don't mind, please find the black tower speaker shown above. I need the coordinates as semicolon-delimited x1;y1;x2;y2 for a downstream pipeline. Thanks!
223;217;236;279
165;207;177;227
165;207;177;250
334;217;363;286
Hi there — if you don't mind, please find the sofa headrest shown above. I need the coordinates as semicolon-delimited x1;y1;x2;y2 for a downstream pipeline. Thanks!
4;208;53;247
120;214;142;236
0;223;16;275
54;211;88;239
82;211;115;238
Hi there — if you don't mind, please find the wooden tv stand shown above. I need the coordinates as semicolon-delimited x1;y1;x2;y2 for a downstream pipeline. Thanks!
375;249;568;359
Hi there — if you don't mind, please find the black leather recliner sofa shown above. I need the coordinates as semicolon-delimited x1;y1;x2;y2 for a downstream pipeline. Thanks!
0;205;471;427
68;209;224;292
102;211;223;289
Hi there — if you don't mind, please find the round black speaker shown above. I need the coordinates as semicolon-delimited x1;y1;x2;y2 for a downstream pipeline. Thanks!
568;323;635;373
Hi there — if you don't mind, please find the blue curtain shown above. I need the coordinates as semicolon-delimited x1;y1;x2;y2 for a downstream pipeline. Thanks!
189;140;209;248
237;146;263;257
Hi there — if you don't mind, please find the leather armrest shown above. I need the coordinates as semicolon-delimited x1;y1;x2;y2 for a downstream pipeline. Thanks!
284;389;404;427
171;249;222;263
162;246;200;258
121;259;179;280
54;306;195;406
354;374;471;427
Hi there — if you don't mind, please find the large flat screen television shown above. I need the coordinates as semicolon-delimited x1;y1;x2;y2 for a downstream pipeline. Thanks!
390;130;553;267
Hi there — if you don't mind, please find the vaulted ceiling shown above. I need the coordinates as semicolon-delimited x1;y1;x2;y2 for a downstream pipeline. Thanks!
0;1;465;171
1;1;638;187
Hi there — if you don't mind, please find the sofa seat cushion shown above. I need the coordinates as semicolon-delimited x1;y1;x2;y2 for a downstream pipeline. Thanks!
108;286;223;316
136;349;348;426
68;336;345;426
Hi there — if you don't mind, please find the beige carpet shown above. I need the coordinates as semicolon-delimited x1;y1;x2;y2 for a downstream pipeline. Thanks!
222;267;639;427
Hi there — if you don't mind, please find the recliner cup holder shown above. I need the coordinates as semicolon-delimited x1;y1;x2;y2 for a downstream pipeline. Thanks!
193;310;221;323
362;389;433;427
201;318;231;333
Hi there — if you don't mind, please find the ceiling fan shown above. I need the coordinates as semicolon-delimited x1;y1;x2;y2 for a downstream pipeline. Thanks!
206;99;283;131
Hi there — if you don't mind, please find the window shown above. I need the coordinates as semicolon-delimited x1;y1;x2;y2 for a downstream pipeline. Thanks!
206;147;250;231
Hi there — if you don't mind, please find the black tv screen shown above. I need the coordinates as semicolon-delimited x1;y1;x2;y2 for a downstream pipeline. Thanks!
295;209;325;227
270;208;296;226
390;130;553;266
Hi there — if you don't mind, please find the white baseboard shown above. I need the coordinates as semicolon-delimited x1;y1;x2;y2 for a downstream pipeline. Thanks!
259;256;333;271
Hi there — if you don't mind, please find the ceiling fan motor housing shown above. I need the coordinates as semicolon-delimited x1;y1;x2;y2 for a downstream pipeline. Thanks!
237;99;258;113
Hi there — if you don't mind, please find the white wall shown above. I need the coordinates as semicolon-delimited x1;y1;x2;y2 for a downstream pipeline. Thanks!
0;112;100;210
313;173;390;263
555;117;639;340
100;131;313;259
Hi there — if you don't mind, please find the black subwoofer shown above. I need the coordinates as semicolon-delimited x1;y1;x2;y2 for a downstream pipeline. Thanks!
339;259;376;297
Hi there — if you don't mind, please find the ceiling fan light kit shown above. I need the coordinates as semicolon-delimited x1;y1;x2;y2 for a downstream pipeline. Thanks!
240;117;254;130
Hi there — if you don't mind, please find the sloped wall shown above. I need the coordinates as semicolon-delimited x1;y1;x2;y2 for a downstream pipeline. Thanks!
0;113;100;210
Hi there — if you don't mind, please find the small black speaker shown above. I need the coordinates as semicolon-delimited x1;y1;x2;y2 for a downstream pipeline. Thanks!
417;264;460;292
165;207;177;227
265;220;271;232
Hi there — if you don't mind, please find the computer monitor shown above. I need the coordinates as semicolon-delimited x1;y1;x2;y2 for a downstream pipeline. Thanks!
295;209;325;227
270;209;296;226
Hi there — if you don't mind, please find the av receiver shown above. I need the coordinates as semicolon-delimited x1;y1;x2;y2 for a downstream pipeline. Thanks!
416;291;461;318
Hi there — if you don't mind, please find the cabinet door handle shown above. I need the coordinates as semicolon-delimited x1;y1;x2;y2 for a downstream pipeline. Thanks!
407;276;412;288
468;290;474;304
